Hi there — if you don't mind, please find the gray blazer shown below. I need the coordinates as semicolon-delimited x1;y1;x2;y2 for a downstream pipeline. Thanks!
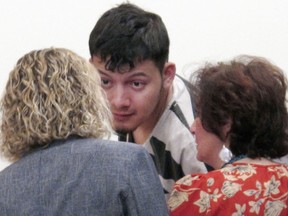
0;137;168;216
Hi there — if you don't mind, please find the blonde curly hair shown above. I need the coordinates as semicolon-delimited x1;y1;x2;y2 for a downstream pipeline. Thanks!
0;47;113;161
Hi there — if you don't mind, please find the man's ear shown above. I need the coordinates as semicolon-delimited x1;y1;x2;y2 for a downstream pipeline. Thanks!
162;62;176;88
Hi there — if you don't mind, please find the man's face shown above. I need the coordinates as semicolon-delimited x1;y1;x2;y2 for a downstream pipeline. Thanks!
91;56;167;133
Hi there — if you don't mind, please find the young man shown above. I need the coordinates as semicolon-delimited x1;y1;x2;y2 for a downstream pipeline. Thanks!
89;3;207;196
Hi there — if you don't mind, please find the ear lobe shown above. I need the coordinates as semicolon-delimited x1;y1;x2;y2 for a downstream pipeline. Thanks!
163;62;176;88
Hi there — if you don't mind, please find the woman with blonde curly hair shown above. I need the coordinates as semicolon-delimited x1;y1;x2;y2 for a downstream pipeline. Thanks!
0;48;168;215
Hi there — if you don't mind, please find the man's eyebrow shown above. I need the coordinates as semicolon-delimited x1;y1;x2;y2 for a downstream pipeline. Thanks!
98;70;109;75
127;72;149;78
99;71;148;78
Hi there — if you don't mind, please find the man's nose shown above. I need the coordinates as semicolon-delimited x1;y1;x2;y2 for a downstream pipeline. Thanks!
109;86;130;108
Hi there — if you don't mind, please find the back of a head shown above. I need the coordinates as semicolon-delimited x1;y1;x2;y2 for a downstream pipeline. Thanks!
89;3;169;72
0;48;112;162
192;55;288;158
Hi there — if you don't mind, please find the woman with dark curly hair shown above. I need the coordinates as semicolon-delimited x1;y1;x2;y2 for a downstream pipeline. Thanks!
168;55;288;216
0;48;168;215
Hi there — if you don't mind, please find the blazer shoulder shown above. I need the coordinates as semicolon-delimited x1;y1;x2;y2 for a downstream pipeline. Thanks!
70;137;146;156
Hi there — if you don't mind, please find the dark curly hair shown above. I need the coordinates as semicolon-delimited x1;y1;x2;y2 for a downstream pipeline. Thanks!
191;55;288;159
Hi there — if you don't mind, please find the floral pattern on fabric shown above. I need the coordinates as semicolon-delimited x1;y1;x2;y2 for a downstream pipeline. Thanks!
168;164;288;216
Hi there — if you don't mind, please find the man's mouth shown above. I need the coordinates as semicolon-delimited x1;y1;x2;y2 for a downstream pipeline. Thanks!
113;112;133;121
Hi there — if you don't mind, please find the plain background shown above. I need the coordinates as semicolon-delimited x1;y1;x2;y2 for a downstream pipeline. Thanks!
0;0;288;170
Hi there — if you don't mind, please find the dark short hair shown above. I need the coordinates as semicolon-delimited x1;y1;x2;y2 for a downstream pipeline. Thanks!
191;55;288;158
89;3;169;73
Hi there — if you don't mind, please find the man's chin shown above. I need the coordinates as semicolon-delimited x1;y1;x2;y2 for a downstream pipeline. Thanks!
115;129;131;135
114;126;135;135
113;122;137;133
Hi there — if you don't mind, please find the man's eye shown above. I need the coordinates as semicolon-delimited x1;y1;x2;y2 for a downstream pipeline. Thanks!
132;82;142;87
101;79;110;85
